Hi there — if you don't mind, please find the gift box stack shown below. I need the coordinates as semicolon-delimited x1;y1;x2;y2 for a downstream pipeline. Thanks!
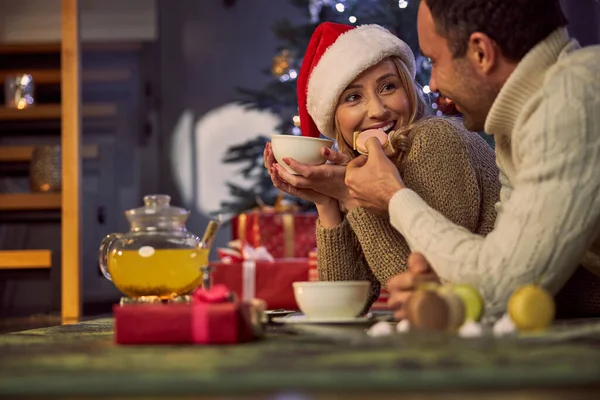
210;207;319;310
308;248;390;310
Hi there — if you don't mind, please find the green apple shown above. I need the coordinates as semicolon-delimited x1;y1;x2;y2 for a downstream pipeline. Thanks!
452;284;484;322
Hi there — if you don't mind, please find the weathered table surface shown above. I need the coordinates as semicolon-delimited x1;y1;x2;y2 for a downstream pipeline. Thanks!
1;318;600;399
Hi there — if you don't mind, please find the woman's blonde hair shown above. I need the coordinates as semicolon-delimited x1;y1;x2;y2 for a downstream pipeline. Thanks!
333;56;431;160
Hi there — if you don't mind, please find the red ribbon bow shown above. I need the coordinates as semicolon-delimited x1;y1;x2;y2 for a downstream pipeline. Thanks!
192;284;231;304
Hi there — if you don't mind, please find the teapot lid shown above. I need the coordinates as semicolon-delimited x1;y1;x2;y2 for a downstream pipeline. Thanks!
126;194;189;219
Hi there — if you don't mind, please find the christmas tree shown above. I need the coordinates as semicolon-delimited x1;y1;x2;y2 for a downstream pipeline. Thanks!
218;0;450;216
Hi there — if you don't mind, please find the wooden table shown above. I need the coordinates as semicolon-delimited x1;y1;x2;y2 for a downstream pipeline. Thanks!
1;318;600;399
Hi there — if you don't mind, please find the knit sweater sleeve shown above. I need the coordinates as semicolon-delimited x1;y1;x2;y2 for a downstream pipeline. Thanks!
345;207;410;286
399;119;480;232
315;218;381;307
494;162;512;218
389;74;600;317
345;119;481;286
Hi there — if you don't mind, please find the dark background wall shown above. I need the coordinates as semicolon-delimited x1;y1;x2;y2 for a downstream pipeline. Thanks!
560;0;600;46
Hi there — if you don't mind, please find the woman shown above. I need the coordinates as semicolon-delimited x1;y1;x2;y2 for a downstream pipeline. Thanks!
264;22;501;307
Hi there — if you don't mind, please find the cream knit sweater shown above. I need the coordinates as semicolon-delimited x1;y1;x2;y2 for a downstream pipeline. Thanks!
390;28;600;317
316;117;501;306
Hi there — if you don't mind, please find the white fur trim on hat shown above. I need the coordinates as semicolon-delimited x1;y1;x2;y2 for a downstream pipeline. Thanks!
306;25;415;139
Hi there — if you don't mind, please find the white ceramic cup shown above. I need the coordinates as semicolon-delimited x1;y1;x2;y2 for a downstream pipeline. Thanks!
292;281;370;320
270;134;334;175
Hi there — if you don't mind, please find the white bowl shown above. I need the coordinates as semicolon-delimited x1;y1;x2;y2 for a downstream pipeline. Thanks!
270;134;334;175
292;281;370;320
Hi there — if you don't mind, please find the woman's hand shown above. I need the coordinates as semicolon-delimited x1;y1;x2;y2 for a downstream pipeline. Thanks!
263;140;276;170
275;147;360;211
264;142;335;207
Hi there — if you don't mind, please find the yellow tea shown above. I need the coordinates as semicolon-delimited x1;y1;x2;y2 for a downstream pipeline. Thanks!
108;247;208;299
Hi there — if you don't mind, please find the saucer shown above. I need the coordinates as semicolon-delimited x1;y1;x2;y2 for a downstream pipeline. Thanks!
265;309;296;317
272;315;373;325
264;309;296;323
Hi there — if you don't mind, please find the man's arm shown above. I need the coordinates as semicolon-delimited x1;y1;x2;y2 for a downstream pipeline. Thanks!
390;94;600;317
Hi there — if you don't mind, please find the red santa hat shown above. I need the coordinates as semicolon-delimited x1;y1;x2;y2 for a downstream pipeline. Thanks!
297;22;416;139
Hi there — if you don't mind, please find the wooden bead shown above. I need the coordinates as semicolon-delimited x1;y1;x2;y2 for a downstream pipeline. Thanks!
406;290;449;332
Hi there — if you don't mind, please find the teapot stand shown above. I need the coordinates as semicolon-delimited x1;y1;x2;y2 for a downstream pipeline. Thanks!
118;295;192;306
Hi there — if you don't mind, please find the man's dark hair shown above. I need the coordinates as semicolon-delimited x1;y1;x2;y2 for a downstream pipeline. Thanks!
424;0;568;62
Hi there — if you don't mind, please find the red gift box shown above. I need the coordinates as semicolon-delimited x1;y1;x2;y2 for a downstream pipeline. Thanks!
114;285;261;345
308;248;318;281
114;303;193;344
308;249;389;310
232;211;317;258
210;258;310;310
370;288;390;310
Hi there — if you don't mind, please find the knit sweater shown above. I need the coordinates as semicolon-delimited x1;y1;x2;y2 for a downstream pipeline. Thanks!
316;117;501;306
389;28;600;318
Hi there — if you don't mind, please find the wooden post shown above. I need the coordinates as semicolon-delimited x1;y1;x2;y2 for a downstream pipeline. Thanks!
61;0;82;322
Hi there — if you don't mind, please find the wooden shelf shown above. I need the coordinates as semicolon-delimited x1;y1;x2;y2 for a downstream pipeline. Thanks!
0;42;143;54
0;250;52;269
0;43;61;54
0;144;99;162
0;103;116;121
0;69;61;84
0;193;61;211
0;69;131;84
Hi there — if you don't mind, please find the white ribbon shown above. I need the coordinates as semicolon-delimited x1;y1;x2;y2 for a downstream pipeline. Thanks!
242;260;256;301
240;243;274;301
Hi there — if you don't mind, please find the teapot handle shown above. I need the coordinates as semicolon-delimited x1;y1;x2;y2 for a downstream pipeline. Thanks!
98;233;123;281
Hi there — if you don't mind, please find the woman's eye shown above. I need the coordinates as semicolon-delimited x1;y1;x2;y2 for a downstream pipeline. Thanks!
344;94;360;102
381;83;396;92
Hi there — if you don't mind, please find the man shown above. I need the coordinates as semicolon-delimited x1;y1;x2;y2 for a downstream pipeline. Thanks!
345;0;600;320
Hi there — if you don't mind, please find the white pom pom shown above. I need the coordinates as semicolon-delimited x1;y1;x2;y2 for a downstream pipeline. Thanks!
367;321;394;337
493;313;516;337
458;320;483;338
396;319;411;333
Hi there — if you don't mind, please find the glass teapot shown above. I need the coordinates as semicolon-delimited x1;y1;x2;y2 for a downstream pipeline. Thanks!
98;194;221;299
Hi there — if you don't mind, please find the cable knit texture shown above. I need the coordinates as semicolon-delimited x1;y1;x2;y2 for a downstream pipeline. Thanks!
317;117;500;308
390;28;600;318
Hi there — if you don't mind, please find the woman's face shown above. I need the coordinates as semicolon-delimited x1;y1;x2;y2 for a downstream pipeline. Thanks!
335;59;410;149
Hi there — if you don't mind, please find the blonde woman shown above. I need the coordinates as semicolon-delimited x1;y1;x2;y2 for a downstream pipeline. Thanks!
264;22;500;307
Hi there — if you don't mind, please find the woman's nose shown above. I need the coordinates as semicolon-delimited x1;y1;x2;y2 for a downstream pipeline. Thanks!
367;97;389;120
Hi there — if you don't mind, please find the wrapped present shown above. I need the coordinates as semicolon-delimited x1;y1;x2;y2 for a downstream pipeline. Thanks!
212;242;309;310
308;247;319;281
217;240;275;264
191;284;264;344
307;249;389;310
113;303;193;344
370;288;390;310
232;210;317;258
114;284;265;345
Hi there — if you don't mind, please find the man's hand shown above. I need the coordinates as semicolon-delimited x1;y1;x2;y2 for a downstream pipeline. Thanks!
387;253;440;320
345;138;406;214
